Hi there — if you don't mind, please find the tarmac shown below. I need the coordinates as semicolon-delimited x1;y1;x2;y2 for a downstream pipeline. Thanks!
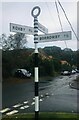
69;75;79;90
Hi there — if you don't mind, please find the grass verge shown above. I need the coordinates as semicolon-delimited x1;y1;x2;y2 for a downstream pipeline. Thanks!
2;112;79;120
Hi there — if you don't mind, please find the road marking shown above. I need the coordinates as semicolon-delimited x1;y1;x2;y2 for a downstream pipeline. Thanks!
45;93;50;97
20;107;25;110
24;101;28;104
6;110;18;116
40;95;44;98
47;96;49;98
33;98;35;100
31;102;35;105
0;108;10;113
23;105;29;109
20;105;29;109
13;103;23;108
39;99;43;102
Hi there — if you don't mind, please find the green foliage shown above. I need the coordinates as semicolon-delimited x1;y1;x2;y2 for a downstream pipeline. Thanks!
2;46;79;80
53;58;61;72
43;46;62;60
41;59;53;76
2;112;79;120
77;50;79;70
2;49;33;78
61;63;72;72
43;46;77;68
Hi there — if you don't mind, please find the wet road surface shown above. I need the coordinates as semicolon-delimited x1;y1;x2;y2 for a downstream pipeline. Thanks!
1;73;79;116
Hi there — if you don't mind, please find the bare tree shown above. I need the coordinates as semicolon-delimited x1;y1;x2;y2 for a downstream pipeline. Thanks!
2;33;28;50
13;33;27;49
0;35;2;49
2;34;9;50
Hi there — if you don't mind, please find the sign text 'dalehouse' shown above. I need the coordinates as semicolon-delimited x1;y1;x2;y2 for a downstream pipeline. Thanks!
38;31;71;43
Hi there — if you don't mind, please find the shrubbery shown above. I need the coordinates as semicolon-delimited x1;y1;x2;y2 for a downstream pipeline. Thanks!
2;46;79;80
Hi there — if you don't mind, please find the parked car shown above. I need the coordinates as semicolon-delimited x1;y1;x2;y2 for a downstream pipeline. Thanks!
75;69;79;73
61;71;71;75
15;69;31;78
71;70;76;74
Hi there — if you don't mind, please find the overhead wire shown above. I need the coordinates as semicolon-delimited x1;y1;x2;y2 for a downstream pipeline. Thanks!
57;0;78;41
55;1;63;32
44;1;78;47
56;0;78;67
45;2;56;26
55;0;68;48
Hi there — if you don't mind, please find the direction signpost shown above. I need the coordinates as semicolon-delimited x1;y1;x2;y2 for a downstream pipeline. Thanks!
10;23;34;35
10;22;48;35
38;22;48;34
31;6;41;120
38;31;71;43
10;5;72;120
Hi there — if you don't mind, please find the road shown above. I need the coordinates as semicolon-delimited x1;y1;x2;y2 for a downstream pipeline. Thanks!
1;73;79;116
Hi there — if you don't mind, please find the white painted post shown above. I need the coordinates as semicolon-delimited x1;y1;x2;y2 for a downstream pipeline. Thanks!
31;6;41;120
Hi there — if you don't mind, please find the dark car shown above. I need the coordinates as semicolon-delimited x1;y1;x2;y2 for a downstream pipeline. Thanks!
15;69;31;78
75;69;79;73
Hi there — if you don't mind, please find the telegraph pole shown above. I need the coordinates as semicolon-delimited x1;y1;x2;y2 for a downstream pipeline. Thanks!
31;6;41;120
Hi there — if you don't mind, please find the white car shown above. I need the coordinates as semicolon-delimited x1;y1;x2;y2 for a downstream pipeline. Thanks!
15;69;31;78
71;70;76;74
61;71;71;75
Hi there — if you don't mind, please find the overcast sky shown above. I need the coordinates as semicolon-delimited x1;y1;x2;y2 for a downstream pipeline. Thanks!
0;0;78;50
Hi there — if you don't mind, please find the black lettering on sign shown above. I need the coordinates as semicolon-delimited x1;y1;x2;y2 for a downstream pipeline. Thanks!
58;35;60;38
64;34;69;38
23;28;25;31
52;36;54;38
20;28;22;30
13;26;14;29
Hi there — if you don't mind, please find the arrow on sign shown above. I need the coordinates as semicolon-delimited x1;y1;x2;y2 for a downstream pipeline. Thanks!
38;22;48;34
38;31;72;43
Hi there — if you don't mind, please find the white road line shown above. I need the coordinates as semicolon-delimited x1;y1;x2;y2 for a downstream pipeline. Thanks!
20;105;29;109
40;95;44;98
23;105;29;109
47;96;49;98
6;110;18;116
31;102;35;105
0;108;10;113
33;98;35;100
39;99;43;102
13;103;23;108
20;107;25;110
24;101;28;104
